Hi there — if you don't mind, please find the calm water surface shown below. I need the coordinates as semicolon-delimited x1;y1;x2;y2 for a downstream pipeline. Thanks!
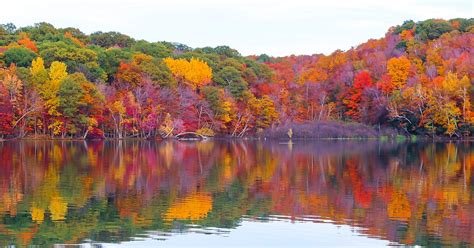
0;140;472;247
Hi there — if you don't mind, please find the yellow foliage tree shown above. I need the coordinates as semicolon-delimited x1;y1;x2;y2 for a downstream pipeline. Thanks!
221;100;233;124
0;64;23;109
426;72;472;136
164;57;212;89
186;58;212;87
159;113;174;138
433;102;461;136
40;61;67;117
248;94;279;129
458;76;473;126
443;74;472;126
49;61;68;84
441;72;460;95
426;47;444;75
30;57;48;87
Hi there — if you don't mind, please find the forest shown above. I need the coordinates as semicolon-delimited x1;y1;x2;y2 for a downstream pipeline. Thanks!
0;18;472;139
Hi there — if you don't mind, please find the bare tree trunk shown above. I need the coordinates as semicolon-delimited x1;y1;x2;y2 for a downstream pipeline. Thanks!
238;118;250;137
83;128;89;139
198;105;203;129
232;115;242;137
318;94;326;121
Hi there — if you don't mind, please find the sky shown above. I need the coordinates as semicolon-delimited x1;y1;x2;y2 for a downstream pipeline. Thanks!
1;0;472;56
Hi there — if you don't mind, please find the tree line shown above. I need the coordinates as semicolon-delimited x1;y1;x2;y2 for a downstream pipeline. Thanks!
0;18;472;139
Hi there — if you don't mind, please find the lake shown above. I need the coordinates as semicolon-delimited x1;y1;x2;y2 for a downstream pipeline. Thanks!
0;140;472;247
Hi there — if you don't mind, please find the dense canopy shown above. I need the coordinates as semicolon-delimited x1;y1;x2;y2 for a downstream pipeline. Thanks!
0;18;472;139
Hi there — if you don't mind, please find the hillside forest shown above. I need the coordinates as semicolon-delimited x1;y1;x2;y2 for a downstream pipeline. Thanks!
0;18;472;139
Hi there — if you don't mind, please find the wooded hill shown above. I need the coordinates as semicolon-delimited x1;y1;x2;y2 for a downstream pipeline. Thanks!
0;18;472;139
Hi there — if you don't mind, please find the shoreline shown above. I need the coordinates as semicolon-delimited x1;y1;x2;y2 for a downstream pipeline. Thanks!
1;135;473;142
2;121;472;142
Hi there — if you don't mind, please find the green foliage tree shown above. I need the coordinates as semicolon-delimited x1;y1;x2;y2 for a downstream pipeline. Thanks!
38;41;105;81
137;58;175;87
213;66;247;99
0;23;16;34
449;18;474;32
3;47;37;67
59;27;89;44
202;86;223;114
393;20;415;34
18;22;59;42
58;76;84;118
131;40;173;58
214;45;241;58
0;23;17;46
90;31;134;48
415;19;454;40
257;54;272;63
243;58;272;83
94;47;132;82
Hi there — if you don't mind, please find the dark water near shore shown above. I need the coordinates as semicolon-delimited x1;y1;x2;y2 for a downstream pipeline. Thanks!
0;140;472;247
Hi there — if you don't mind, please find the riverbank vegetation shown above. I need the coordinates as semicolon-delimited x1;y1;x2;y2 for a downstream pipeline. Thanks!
0;18;472;140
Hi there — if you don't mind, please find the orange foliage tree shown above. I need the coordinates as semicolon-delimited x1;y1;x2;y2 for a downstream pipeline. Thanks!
17;32;38;53
387;56;411;89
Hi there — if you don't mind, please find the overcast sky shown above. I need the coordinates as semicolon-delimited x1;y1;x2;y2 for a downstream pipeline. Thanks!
1;0;472;56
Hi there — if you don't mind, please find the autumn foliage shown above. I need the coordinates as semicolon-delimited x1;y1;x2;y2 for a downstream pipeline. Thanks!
0;18;472;139
344;71;373;121
164;57;212;89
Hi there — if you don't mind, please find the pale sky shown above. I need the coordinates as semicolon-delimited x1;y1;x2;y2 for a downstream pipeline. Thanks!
1;0;472;56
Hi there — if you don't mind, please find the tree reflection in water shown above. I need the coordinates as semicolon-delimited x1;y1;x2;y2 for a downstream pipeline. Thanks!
0;140;472;246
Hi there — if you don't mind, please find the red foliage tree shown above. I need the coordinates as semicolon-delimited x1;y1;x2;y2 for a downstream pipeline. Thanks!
344;71;373;121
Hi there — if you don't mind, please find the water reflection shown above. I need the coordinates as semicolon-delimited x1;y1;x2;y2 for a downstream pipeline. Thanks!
0;140;472;247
